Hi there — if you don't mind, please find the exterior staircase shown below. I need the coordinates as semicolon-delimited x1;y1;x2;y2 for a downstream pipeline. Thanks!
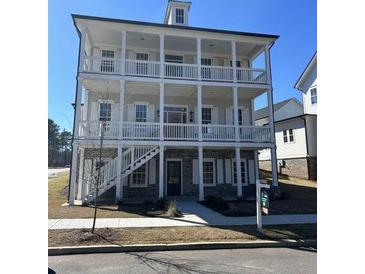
85;145;160;203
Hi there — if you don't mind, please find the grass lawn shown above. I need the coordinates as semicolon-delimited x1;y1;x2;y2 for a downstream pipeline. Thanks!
202;171;317;216
48;223;316;247
48;172;170;219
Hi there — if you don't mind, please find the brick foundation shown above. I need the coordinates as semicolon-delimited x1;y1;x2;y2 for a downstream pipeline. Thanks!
259;157;317;180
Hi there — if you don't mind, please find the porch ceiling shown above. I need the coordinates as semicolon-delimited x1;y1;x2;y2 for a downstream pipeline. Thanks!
87;28;264;59
82;79;265;100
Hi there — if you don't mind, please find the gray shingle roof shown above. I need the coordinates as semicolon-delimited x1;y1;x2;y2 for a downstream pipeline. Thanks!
254;98;294;120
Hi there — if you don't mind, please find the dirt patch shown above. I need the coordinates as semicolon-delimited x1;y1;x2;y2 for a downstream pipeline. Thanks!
48;224;317;247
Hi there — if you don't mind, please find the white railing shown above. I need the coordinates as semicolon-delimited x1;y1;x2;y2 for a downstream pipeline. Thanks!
83;56;121;74
122;122;160;139
165;63;198;79
239;126;271;142
236;68;267;83
201;65;233;81
78;121;270;143
125;59;160;77
202;124;236;141
164;123;199;140
78;121;119;139
122;146;159;174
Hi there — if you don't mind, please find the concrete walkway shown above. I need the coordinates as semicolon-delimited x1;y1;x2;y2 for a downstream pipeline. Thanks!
48;201;316;230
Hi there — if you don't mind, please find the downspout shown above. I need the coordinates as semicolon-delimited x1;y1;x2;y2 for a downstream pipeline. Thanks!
67;19;82;203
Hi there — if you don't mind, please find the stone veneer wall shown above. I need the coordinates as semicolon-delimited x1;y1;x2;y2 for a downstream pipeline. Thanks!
259;157;317;180
81;148;257;201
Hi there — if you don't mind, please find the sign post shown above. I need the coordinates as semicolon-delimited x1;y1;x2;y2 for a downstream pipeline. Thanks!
256;179;270;229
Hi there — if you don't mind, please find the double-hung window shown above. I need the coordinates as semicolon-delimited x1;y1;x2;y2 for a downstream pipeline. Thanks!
99;102;112;121
283;129;294;143
175;8;184;24
135;104;147;122
131;165;147;187
203;160;215;186
310;87;317;105
101;50;115;73
202;107;212;124
233;160;246;185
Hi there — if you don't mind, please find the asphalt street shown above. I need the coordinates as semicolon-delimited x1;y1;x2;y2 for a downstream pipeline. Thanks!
48;247;317;274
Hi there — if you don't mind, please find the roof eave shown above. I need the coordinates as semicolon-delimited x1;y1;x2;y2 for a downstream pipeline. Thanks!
71;14;280;40
294;52;317;91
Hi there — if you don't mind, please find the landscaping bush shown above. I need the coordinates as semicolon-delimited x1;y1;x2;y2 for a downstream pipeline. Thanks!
165;200;183;217
204;195;230;210
157;197;169;209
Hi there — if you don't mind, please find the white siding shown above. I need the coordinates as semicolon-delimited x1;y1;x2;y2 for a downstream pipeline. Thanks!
259;117;307;160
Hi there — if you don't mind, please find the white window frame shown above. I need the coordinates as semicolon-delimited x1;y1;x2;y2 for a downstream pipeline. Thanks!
203;158;216;187
129;163;148;188
201;104;213;125
283;129;295;144
175;8;185;24
98;99;113;122
232;158;248;186
164;104;189;124
134;101;149;123
310;86;317;105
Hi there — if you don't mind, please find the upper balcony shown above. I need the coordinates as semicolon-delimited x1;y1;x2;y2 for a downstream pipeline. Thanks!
78;28;271;85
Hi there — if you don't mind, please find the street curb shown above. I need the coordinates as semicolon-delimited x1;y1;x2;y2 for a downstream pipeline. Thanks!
48;239;317;256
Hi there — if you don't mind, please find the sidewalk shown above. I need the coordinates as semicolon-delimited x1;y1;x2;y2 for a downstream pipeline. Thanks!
48;214;317;230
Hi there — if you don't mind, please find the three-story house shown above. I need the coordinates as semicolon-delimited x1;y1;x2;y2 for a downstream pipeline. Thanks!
68;0;280;205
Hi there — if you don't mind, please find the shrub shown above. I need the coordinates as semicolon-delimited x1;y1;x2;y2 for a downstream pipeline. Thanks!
157;197;169;209
205;195;230;210
165;200;183;217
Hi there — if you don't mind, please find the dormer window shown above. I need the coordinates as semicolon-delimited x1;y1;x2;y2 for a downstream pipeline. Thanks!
176;8;184;24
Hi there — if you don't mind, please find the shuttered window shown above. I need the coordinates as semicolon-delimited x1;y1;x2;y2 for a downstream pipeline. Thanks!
99;103;111;121
203;160;215;186
135;104;147;122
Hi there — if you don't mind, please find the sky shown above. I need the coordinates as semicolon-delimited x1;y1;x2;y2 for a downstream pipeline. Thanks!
48;0;317;131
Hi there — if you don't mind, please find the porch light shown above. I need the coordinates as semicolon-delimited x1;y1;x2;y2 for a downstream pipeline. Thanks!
189;110;194;122
140;37;145;41
209;44;214;47
157;109;160;119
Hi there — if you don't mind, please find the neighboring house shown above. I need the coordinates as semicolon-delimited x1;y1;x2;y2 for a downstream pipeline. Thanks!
68;0;280;205
255;98;317;180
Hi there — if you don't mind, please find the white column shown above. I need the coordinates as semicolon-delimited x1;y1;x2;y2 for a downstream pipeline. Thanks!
254;150;260;181
78;28;87;72
160;34;164;78
198;146;204;201
119;80;125;139
231;40;237;82
197;38;202;80
235;147;243;198
83;90;89;121
265;45;278;187
159;145;164;198
233;87;240;142
264;44;272;84
120;31;126;75
159;82;164;140
115;144;123;202
74;78;83;138
197;85;203;141
76;147;84;200
69;143;79;205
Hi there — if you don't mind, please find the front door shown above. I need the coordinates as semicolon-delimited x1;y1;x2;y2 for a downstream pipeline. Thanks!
166;161;182;196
